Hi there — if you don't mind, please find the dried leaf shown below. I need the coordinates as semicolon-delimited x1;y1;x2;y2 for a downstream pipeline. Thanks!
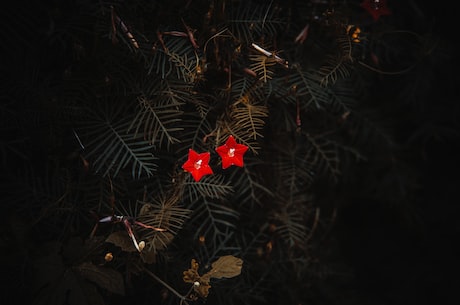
202;255;243;281
182;259;212;298
152;232;174;249
183;258;201;283
106;231;137;252
77;262;125;295
195;282;211;298
182;256;243;299
140;232;175;264
140;247;157;264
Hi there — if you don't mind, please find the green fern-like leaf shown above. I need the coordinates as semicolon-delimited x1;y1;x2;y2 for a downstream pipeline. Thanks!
318;54;352;87
228;1;285;43
80;106;157;179
223;101;268;153
176;107;214;156
136;199;190;251
217;79;268;153
188;198;240;247
249;54;276;83
144;36;198;83
303;132;341;183
228;158;273;209
184;174;234;202
275;147;315;193
129;95;183;149
271;204;308;248
283;65;331;109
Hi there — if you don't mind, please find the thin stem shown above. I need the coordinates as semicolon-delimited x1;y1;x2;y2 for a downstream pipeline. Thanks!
358;60;416;75
143;267;190;305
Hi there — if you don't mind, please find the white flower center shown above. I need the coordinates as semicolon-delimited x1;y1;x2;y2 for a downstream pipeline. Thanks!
194;159;202;169
228;148;235;157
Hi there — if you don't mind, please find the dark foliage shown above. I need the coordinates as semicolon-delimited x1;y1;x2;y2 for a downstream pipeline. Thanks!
1;1;458;305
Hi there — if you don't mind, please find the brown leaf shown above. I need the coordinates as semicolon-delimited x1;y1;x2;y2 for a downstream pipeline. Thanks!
202;255;243;281
106;231;136;252
151;232;174;250
183;258;201;283
195;281;211;298
140;246;157;264
182;256;242;299
77;262;125;295
182;258;212;298
140;232;175;264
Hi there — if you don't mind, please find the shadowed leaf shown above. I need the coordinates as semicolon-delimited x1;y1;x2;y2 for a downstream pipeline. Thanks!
77;262;126;295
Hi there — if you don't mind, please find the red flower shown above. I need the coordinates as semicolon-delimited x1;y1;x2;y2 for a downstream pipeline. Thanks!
360;0;392;21
182;149;213;181
216;135;249;169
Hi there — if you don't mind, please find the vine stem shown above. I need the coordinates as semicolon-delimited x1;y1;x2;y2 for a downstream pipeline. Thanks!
143;267;190;305
358;60;417;75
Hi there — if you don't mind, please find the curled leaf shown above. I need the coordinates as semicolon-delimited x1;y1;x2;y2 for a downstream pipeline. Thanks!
182;259;201;283
182;259;212;298
182;256;243;299
194;281;211;298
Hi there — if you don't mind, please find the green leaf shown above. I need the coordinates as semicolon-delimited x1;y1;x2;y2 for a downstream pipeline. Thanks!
81;108;158;179
228;1;285;43
129;95;183;149
185;174;234;201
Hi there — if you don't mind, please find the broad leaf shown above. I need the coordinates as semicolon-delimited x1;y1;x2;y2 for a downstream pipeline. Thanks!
77;262;125;295
202;255;244;281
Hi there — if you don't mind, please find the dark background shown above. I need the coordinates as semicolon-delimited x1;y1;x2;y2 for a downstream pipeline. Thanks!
1;1;458;305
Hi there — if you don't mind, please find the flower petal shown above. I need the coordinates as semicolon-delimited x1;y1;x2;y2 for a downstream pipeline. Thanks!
182;149;214;181
360;0;391;21
216;136;248;169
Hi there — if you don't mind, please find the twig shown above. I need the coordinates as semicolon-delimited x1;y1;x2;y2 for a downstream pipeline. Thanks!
305;207;320;243
143;267;191;305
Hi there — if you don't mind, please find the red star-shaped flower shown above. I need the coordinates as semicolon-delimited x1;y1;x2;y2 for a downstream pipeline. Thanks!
182;149;213;181
215;135;249;169
360;0;392;21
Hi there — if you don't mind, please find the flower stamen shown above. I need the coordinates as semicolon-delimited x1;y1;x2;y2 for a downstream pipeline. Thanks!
194;159;202;169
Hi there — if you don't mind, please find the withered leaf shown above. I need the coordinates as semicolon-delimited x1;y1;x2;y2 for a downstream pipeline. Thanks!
106;231;136;252
182;258;212;298
151;232;174;250
140;246;157;264
140;232;175;264
195;282;211;298
202;255;243;281
182;256;243;299
77;262;125;295
182;258;201;283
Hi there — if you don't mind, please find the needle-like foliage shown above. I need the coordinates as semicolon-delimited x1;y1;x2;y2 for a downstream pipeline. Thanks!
2;1;447;305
